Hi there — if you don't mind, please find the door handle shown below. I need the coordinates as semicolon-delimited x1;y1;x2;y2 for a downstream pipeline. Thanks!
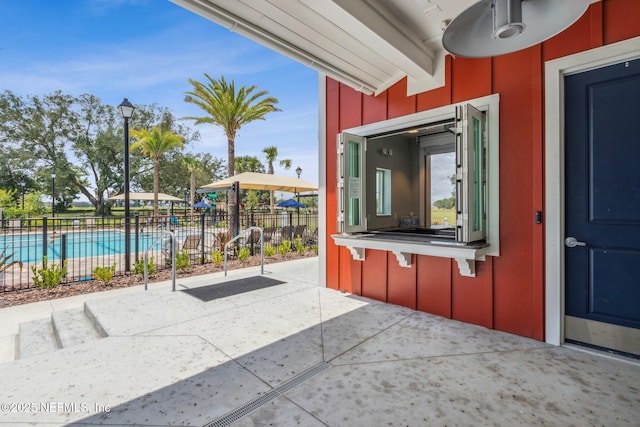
565;237;587;248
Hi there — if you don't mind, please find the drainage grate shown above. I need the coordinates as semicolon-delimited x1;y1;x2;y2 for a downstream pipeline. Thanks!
204;362;331;427
275;361;331;394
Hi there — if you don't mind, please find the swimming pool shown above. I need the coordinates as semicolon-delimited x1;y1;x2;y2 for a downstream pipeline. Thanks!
0;231;164;263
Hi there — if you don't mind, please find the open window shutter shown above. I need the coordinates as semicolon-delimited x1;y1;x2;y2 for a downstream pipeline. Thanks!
337;132;367;233
456;104;486;242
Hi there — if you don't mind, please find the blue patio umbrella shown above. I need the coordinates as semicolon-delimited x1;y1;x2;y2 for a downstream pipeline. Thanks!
277;198;306;208
193;200;212;209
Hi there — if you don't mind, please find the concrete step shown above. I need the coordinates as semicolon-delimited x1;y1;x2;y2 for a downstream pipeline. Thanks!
17;318;59;359
52;307;104;348
16;306;106;360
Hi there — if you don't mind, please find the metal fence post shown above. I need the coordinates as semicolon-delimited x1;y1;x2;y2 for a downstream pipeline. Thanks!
42;216;48;261
233;181;240;237
134;215;140;263
200;212;205;264
289;212;293;240
61;233;67;276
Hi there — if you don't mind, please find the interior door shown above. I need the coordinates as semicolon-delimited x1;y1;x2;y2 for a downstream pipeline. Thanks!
564;58;640;356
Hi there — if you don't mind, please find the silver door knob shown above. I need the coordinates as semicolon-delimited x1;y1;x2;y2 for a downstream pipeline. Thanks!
565;237;586;248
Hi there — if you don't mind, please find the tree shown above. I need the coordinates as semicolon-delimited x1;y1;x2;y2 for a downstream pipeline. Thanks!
0;90;78;210
184;74;280;234
433;174;456;210
71;94;122;214
130;126;184;217
0;91;198;215
137;152;226;208
263;146;291;214
183;156;200;216
234;155;265;174
245;190;260;210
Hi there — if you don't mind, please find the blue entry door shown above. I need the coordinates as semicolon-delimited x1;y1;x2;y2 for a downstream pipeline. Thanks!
564;58;640;356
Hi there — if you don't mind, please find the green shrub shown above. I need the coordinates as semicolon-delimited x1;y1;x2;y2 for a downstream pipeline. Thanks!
31;256;66;290
294;237;307;254
93;264;115;286
312;244;318;255
278;240;292;256
263;245;277;257
211;249;224;265
237;247;251;262
175;251;191;270
133;256;155;275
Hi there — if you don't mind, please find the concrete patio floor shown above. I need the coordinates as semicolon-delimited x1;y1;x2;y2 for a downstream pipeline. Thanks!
0;257;638;426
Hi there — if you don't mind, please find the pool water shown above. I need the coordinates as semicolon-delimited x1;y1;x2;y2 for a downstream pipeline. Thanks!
0;231;163;263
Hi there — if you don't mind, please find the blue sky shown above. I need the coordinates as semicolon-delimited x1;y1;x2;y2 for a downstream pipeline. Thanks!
0;0;319;187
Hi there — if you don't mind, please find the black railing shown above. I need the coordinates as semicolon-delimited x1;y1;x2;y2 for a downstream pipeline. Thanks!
0;210;318;293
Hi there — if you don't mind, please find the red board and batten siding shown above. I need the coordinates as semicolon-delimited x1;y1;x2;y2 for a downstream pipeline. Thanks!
325;0;640;341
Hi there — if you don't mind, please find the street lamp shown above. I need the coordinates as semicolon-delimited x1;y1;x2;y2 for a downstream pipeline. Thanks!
118;98;135;273
20;182;25;214
51;173;56;218
295;167;302;226
51;172;56;235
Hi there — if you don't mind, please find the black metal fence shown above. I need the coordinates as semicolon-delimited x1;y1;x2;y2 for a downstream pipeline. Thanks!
0;210;318;292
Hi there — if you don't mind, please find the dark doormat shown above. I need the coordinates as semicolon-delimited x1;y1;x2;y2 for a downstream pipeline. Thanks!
181;276;286;302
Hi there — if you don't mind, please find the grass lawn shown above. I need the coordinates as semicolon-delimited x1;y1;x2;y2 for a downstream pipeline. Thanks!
431;209;455;226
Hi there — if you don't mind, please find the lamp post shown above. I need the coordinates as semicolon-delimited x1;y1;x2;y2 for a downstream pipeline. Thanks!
51;173;56;217
118;98;135;273
50;172;56;234
295;167;302;226
20;182;25;214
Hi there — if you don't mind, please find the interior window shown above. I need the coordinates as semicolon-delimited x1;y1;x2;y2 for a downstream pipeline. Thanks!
375;168;391;216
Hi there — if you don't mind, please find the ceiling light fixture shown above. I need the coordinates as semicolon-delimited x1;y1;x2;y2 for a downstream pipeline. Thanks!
442;0;590;58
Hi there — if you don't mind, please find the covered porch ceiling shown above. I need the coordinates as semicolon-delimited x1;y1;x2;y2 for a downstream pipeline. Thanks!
172;0;599;96
171;0;479;96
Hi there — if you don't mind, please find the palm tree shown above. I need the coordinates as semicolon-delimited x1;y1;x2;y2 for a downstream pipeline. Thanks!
183;156;200;216
184;74;280;234
263;146;291;214
130;126;184;218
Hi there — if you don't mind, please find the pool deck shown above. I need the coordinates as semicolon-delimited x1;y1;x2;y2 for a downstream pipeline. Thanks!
0;257;639;426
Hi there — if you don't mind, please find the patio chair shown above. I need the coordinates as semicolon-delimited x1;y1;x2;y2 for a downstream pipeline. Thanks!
171;217;180;227
281;226;293;242
181;234;205;261
162;234;207;262
262;227;274;245
85;218;96;229
293;224;306;239
243;229;264;254
304;228;318;246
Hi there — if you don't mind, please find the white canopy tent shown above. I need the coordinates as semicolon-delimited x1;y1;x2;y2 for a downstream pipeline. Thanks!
199;172;318;194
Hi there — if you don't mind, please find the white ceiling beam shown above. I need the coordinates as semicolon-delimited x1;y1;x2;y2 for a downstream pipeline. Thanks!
330;0;436;80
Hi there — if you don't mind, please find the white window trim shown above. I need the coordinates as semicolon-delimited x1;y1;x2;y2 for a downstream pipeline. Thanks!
339;93;500;256
332;94;500;277
544;36;640;346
